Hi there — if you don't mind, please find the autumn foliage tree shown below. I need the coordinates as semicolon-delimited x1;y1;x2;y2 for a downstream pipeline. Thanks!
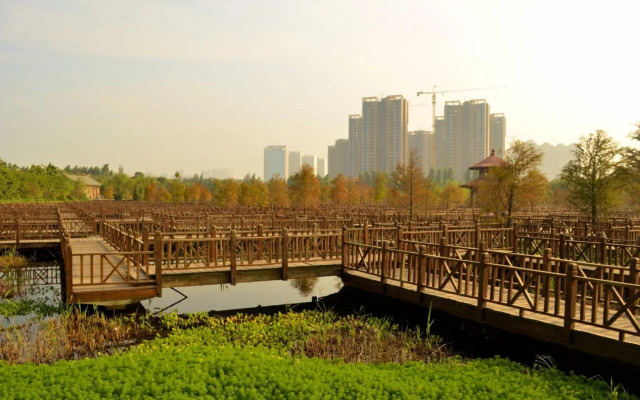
289;164;321;208
391;150;426;220
476;140;547;226
266;174;290;207
330;174;348;205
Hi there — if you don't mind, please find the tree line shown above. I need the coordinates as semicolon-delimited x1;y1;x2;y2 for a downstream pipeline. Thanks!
2;123;639;224
475;123;640;225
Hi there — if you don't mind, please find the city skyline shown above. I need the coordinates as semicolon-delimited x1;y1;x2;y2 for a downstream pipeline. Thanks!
1;1;639;179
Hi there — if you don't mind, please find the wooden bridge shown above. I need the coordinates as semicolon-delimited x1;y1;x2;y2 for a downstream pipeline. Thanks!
3;202;640;366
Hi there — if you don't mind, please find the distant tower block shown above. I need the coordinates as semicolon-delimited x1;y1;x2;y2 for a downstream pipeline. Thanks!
264;145;288;180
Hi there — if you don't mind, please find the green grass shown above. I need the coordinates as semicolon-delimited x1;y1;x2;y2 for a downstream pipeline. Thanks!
0;311;633;399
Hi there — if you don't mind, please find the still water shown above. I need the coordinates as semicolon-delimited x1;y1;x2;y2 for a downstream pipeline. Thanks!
143;276;344;315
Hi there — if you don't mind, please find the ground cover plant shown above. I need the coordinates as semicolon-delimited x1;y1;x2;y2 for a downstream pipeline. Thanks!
0;310;634;399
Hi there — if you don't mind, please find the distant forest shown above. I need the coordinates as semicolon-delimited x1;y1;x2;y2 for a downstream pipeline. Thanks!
0;159;472;210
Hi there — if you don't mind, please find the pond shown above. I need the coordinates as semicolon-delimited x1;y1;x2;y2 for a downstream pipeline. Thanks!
1;260;344;317
143;276;344;315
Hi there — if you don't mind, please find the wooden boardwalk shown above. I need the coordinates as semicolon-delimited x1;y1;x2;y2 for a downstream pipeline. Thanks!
5;202;640;367
65;236;341;304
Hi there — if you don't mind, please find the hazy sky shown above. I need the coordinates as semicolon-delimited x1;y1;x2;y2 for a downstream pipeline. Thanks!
1;1;639;179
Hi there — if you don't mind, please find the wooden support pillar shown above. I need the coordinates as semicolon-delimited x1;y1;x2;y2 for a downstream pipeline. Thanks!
380;241;388;284
511;223;518;253
154;231;163;297
282;228;289;280
210;226;217;266
559;235;566;260
477;252;490;320
564;263;577;342
230;230;237;285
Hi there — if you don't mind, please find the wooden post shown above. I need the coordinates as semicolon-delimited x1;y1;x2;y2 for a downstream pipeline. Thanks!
396;225;404;250
154;231;163;297
564;262;577;341
16;219;21;245
230;230;237;285
142;227;149;268
282;228;289;280
630;258;639;316
511;223;518;253
312;223;319;258
210;226;217;266
363;222;370;246
439;237;447;258
475;222;481;248
65;243;73;303
341;226;348;268
543;248;552;313
477;252;490;320
257;224;264;260
599;233;606;265
381;241;388;284
477;241;485;262
417;246;426;301
559;235;566;260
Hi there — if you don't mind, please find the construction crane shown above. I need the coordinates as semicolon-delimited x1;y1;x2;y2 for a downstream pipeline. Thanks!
417;86;507;132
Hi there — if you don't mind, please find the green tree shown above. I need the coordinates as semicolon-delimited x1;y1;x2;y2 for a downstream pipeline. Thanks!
371;172;389;204
561;130;620;223
439;182;467;209
476;140;547;226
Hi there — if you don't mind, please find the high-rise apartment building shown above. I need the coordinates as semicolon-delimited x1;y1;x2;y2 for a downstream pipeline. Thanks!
489;113;506;157
436;99;491;182
408;130;436;174
328;138;349;179
463;100;490;181
288;151;301;177
263;145;288;181
317;157;325;177
352;95;409;175
348;115;362;176
301;155;316;173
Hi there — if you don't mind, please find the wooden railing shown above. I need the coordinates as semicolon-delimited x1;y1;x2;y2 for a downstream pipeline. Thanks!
343;240;640;341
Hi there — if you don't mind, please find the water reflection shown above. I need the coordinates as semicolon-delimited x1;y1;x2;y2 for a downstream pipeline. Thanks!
289;277;318;297
144;276;343;315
